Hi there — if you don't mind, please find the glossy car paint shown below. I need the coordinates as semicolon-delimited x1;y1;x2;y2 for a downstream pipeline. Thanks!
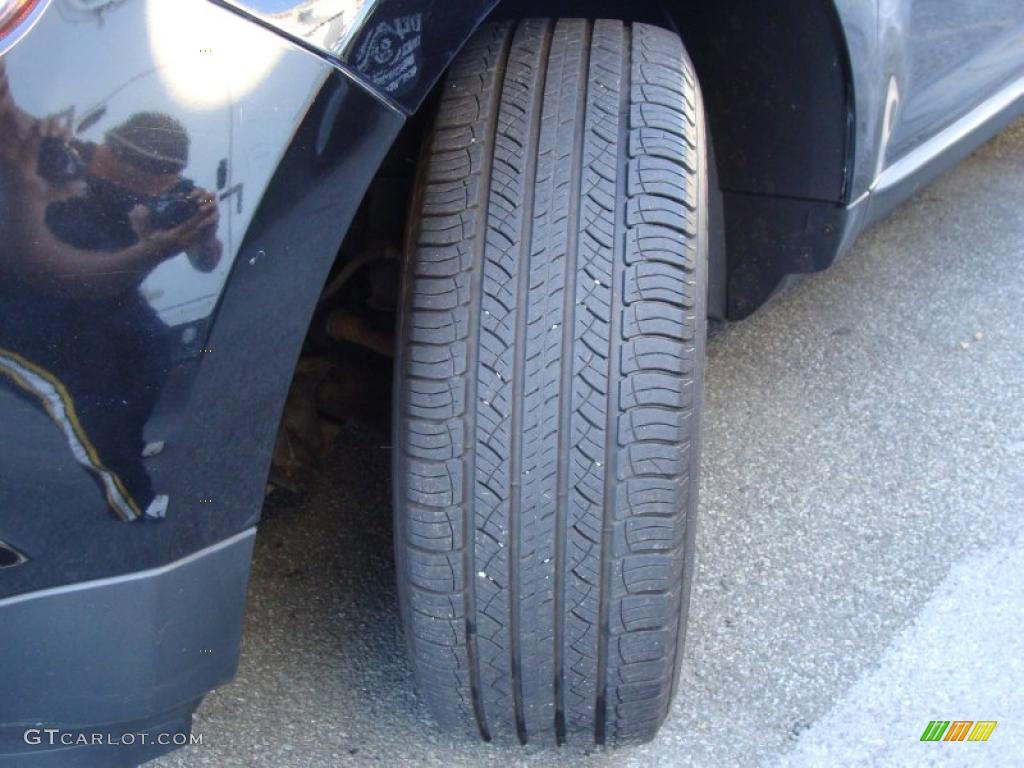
1;1;402;761
218;0;502;112
837;0;1024;256
0;0;403;599
1;0;1023;763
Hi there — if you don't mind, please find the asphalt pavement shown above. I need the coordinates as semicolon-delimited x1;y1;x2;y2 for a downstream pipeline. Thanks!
150;118;1024;768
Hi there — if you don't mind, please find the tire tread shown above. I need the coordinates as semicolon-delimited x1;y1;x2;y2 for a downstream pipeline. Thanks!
395;17;705;746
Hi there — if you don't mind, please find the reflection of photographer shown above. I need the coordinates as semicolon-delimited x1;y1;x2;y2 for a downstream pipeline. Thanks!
42;111;222;280
0;96;221;300
0;78;221;522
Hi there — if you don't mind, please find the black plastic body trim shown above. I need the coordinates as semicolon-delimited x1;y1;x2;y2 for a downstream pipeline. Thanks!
0;528;256;767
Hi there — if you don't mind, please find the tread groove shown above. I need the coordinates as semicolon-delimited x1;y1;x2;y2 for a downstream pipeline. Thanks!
507;18;554;746
465;23;516;742
594;22;630;747
554;18;592;747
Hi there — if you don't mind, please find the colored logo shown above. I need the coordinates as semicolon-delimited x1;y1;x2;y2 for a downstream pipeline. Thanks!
920;721;997;742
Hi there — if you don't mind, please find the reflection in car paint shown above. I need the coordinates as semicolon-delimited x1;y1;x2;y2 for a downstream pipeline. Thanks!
0;0;51;58
146;0;284;108
222;0;378;58
0;0;327;529
0;538;29;567
0;64;221;522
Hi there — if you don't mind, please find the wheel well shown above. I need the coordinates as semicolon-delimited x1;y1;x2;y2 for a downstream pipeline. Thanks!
302;0;856;382
488;0;854;194
485;0;856;317
270;1;854;488
665;0;854;203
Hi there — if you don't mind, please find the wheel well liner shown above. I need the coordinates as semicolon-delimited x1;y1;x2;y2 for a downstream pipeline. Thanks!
408;0;855;317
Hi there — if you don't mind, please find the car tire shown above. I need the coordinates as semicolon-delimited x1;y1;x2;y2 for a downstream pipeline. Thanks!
393;17;707;745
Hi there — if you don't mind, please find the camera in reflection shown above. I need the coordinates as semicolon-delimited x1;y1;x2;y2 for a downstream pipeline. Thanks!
147;179;198;230
38;136;199;230
37;136;87;183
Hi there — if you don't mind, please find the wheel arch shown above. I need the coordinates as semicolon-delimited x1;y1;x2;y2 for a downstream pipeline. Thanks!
664;0;858;318
393;0;858;318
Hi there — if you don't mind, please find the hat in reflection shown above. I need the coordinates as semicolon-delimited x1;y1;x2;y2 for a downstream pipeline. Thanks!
104;112;189;174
